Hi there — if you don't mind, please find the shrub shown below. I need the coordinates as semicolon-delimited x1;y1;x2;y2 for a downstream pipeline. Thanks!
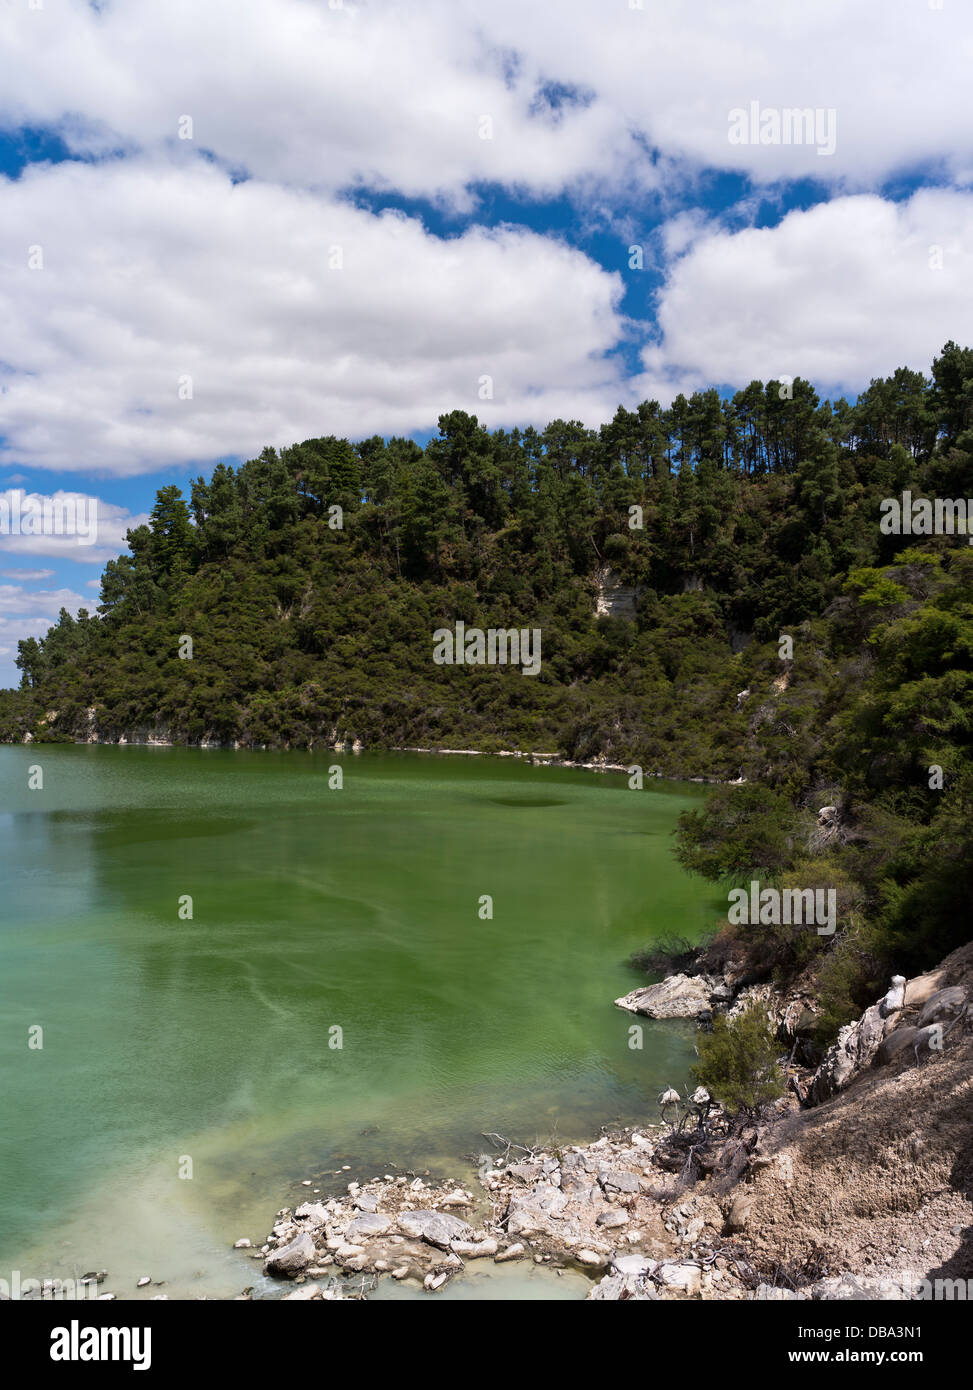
692;1004;786;1115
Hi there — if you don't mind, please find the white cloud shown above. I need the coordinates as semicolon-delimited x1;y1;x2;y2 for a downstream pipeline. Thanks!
0;567;55;580
0;489;149;562
0;0;645;206
2;1;971;197
637;189;973;398
0;157;628;473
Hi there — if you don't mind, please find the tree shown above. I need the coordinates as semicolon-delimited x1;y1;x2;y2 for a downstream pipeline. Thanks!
692;1005;786;1115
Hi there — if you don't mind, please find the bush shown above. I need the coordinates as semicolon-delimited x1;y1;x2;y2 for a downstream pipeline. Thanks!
692;1004;786;1115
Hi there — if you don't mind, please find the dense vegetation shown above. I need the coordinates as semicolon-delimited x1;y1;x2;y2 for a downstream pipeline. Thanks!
4;342;972;1032
693;1006;787;1116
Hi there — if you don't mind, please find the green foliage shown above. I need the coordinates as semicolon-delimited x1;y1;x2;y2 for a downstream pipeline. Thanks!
674;784;799;885
692;1005;787;1115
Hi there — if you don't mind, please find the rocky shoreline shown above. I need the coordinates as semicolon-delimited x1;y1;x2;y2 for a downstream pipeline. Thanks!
19;714;734;783
245;939;971;1302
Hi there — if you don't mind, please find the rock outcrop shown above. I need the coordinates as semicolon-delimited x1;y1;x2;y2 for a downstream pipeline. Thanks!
615;973;718;1019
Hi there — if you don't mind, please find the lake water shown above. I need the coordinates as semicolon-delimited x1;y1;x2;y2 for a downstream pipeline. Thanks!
0;746;721;1300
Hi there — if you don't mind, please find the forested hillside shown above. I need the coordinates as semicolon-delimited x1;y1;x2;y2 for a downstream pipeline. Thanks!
4;343;972;1029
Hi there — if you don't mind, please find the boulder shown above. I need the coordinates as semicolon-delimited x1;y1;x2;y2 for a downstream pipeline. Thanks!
657;1262;702;1293
450;1238;498;1258
596;1209;629;1228
918;986;967;1029
264;1232;315;1278
345;1213;392;1241
506;1184;569;1237
495;1243;526;1262
294;1201;329;1226
904;970;945;1008
397;1210;473;1250
809;1002;891;1103
614;974;716;1019
876;1026;919;1065
599;1169;640;1194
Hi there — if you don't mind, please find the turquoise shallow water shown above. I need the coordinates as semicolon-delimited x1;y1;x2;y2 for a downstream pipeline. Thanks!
0;746;722;1299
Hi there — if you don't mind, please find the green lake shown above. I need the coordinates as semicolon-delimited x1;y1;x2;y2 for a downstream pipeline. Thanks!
0;746;722;1299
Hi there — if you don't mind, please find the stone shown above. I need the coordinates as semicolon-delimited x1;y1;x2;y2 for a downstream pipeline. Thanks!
397;1210;473;1249
724;1194;753;1233
904;970;945;1008
233;1238;251;1249
506;1184;569;1236
437;1190;473;1208
450;1238;498;1258
615;974;716;1019
334;1243;366;1261
658;1262;702;1292
264;1231;315;1277
294;1201;329;1226
810;1002;891;1103
612;1254;657;1277
587;1274;657;1300
495;1243;525;1261
876;1026;919;1065
596;1209;629;1228
599;1169;640;1194
576;1249;609;1267
345;1213;392;1240
918;986;967;1029
282;1284;322;1300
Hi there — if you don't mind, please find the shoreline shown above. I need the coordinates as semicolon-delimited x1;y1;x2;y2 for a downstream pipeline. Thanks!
14;731;737;784
250;941;972;1302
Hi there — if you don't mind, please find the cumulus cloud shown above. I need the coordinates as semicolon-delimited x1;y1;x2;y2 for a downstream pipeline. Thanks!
1;2;971;484
0;0;646;206
638;189;973;398
2;1;971;196
0;490;149;562
0;157;629;473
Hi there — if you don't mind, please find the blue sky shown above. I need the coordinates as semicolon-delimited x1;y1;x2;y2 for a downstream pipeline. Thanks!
1;0;971;686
